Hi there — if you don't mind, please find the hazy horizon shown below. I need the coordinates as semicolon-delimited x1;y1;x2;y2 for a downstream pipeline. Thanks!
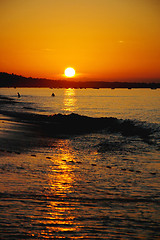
1;71;160;84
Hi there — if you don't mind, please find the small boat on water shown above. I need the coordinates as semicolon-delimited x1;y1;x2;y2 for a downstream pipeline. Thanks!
17;92;21;98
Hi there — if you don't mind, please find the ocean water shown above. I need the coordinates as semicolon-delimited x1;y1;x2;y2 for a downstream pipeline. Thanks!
0;88;160;239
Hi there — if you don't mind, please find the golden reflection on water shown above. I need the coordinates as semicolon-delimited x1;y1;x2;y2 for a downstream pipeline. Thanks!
63;88;76;112
44;201;79;237
48;140;76;196
42;140;80;236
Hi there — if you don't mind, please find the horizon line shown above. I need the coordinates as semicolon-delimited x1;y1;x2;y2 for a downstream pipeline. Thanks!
1;72;160;83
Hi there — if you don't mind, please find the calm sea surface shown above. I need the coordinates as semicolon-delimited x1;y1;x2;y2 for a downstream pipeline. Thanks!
0;88;160;239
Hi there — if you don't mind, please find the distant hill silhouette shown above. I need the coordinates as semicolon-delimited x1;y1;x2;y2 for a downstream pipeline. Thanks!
0;72;159;89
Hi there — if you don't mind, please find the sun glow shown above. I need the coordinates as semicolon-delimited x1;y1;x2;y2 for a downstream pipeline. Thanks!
64;67;76;78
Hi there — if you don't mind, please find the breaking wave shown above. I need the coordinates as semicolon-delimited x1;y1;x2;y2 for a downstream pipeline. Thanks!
0;94;159;144
0;109;158;139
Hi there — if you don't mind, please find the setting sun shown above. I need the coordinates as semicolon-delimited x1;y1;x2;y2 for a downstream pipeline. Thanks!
64;68;76;78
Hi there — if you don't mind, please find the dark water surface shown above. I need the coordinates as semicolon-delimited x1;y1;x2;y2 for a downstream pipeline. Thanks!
0;89;160;239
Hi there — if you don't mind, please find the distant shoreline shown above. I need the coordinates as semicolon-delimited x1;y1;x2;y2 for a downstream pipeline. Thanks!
0;72;160;89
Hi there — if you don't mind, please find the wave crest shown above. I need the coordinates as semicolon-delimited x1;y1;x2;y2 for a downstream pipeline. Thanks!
0;110;156;140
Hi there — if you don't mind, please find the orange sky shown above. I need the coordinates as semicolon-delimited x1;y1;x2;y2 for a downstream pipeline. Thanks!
0;0;160;81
